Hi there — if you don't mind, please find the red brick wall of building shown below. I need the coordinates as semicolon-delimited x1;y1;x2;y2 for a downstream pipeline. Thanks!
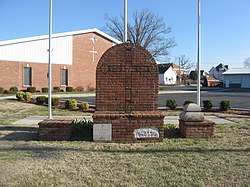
0;32;114;91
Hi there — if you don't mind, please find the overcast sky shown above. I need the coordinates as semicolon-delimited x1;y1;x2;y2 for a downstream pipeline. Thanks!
0;0;249;71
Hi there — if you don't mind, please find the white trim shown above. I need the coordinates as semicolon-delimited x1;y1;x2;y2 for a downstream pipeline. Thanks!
0;28;121;46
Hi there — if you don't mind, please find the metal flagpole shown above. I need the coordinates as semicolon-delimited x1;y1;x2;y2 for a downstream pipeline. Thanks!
48;0;53;119
197;0;201;106
124;0;128;42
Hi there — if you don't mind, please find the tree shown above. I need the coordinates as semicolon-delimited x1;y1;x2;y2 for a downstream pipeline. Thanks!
175;55;194;72
189;70;197;80
104;9;176;61
243;57;250;68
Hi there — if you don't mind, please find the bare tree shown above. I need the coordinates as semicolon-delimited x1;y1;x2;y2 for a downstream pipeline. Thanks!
243;57;250;68
103;9;176;61
175;55;194;72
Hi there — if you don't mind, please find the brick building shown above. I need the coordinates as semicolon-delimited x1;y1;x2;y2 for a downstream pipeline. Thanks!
0;28;120;91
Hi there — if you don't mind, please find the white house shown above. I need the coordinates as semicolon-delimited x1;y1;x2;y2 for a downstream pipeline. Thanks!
158;63;177;85
223;68;250;88
209;63;229;81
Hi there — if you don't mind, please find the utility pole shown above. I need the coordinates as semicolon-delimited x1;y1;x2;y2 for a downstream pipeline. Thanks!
124;0;128;42
48;0;53;119
197;0;201;106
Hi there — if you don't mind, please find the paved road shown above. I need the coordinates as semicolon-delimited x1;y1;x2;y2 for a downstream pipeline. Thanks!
60;86;250;109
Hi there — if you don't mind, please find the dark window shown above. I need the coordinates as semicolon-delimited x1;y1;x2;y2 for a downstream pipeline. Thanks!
61;69;68;86
24;67;32;86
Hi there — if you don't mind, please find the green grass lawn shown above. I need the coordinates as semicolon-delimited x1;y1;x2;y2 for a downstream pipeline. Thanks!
0;99;249;186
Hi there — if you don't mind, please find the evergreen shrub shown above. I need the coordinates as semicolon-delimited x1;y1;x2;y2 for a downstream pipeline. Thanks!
16;91;25;101
24;92;32;101
66;86;74;92
53;86;60;92
220;100;231;111
166;98;177;110
9;86;18;93
203;100;213;110
45;97;60;106
27;86;36;93
65;99;78;109
42;87;48;93
0;87;4;94
36;96;47;105
79;102;90;110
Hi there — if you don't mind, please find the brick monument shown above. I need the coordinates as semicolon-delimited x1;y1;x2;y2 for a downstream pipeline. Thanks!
93;42;164;142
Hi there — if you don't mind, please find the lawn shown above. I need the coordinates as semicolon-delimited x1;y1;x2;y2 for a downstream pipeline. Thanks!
0;99;249;186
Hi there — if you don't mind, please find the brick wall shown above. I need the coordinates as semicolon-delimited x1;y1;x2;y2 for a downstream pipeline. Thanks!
179;120;215;138
0;32;114;91
38;119;73;141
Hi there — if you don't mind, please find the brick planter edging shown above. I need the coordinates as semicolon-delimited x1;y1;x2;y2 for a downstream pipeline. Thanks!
179;119;215;138
38;119;73;141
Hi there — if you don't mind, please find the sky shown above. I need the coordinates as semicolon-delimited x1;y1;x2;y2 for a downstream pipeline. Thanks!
0;0;249;72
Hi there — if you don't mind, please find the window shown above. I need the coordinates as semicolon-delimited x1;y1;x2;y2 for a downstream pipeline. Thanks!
61;69;68;86
24;67;32;86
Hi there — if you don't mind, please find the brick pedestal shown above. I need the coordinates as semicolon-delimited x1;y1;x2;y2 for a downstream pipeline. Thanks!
38;119;73;141
94;42;164;142
179;120;215;138
93;111;164;142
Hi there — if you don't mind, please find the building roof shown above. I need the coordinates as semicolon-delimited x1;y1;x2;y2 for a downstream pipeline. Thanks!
223;68;250;75
158;63;172;74
0;28;121;46
215;63;228;71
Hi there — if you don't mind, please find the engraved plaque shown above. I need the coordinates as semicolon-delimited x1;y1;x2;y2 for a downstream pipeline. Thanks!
133;127;159;139
93;124;112;141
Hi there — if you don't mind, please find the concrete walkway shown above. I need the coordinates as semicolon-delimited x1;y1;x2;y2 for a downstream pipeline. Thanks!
12;115;234;125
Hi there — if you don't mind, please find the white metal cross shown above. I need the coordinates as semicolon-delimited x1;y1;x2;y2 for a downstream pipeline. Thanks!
89;47;97;62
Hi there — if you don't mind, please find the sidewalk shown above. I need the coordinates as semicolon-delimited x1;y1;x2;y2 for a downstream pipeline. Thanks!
12;115;234;125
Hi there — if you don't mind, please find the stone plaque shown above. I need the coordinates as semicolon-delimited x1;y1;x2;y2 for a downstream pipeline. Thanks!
133;127;159;139
93;124;112;141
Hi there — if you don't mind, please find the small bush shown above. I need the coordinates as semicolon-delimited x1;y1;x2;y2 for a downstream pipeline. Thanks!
203;100;213;110
79;102;90;110
0;87;4;94
3;90;9;94
9;86;18;94
75;86;84;92
42;87;48;93
220;100;231;111
45;97;60;106
166;98;177;110
183;100;194;106
65;99;78;109
36;96;47;105
24;92;32;101
27;86;36;93
66;86;74;92
53;86;60;92
72;118;93;139
86;87;95;92
16;91;25;101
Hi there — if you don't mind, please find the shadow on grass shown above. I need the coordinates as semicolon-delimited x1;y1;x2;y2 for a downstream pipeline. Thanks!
1;145;249;158
0;126;39;141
